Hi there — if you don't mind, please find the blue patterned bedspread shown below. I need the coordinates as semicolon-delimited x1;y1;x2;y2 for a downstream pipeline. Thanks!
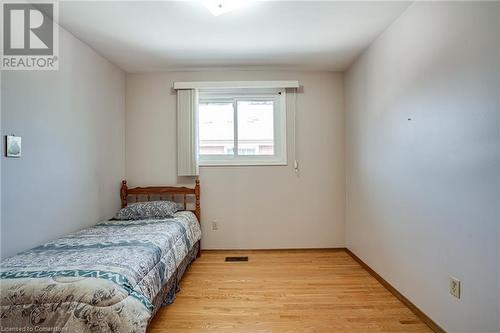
0;211;201;333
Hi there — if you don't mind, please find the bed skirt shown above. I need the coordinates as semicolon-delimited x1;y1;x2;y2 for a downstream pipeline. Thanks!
149;240;200;322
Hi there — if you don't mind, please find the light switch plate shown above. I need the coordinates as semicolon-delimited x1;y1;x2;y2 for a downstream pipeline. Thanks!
6;135;22;157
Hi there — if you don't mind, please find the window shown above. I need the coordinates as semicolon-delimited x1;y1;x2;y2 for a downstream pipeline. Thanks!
198;88;287;166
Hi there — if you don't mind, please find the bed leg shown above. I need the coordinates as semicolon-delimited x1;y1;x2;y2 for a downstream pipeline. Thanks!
197;241;201;258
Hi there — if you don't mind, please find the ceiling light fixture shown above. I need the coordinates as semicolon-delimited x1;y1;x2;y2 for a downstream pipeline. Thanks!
202;0;252;16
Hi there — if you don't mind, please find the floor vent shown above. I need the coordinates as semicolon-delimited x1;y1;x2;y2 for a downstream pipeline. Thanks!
225;256;248;262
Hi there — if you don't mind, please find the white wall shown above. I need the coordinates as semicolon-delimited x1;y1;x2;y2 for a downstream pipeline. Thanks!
345;2;500;332
0;70;2;250
1;27;126;258
126;71;345;249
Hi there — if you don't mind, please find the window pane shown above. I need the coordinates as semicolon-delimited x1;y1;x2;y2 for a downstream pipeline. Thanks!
237;101;274;155
199;102;234;155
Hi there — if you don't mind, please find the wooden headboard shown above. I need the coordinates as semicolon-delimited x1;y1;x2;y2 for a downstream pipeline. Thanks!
120;179;200;223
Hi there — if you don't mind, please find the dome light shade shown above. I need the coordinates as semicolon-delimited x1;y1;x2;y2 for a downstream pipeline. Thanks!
201;0;252;16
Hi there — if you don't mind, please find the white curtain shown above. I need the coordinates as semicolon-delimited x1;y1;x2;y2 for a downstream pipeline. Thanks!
177;89;199;176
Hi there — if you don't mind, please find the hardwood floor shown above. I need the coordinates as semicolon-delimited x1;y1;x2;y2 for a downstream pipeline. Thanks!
148;250;432;333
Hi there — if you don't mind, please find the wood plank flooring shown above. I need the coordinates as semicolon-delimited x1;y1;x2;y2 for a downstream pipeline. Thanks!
148;250;432;333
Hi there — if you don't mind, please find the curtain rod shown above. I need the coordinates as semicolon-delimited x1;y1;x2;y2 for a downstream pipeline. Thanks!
173;81;300;90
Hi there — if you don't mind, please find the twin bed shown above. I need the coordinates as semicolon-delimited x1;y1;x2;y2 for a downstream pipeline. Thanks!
0;180;202;333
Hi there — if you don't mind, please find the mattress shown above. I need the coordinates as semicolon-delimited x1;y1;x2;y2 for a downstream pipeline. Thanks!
0;211;201;333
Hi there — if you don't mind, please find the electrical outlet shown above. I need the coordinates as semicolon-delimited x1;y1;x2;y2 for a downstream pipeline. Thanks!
449;276;460;299
211;220;218;231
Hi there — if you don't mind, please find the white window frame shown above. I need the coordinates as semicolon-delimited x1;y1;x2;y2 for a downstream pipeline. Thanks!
198;88;287;166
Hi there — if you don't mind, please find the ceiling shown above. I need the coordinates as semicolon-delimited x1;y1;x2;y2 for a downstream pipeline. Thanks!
58;1;411;73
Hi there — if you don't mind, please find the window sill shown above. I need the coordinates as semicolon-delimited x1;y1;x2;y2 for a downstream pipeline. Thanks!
199;160;288;167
